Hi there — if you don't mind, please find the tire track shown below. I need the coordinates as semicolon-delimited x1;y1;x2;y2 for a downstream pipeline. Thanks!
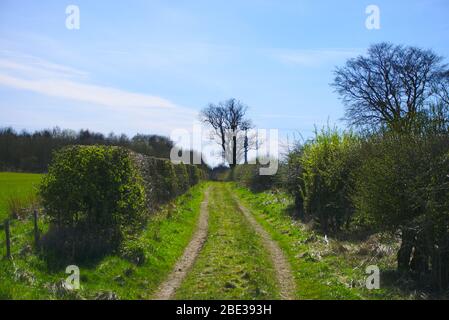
152;188;210;300
233;194;296;300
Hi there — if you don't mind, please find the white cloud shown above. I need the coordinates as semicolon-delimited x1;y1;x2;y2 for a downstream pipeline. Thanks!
0;52;183;110
273;48;362;67
0;74;178;110
0;50;89;79
0;52;198;131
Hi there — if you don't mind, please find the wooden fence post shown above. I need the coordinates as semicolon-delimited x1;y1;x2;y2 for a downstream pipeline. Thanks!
5;219;11;259
33;209;40;247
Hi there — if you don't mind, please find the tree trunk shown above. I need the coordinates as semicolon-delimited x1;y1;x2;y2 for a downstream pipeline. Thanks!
231;133;237;169
397;228;414;272
244;131;248;165
295;195;305;221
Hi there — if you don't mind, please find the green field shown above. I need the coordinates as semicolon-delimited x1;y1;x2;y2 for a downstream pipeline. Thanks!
0;172;43;221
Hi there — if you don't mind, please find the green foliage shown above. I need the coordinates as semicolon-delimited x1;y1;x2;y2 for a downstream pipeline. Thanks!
119;237;146;265
290;128;360;232
188;165;201;186
233;164;278;192
39;145;146;261
233;164;255;186
155;160;179;199
132;154;204;209
174;163;190;195
353;131;449;285
284;124;449;289
354;132;449;229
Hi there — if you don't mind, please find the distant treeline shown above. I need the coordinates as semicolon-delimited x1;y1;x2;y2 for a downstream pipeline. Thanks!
0;127;205;173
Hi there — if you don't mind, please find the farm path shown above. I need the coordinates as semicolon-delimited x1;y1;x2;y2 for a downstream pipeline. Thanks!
153;183;295;300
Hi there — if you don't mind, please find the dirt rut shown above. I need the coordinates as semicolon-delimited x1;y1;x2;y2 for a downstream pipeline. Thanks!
234;197;296;300
153;188;210;300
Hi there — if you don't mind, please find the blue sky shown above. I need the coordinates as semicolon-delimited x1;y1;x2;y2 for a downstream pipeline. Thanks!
1;0;448;163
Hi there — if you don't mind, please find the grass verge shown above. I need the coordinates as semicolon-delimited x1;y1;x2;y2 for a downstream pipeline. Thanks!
232;183;409;300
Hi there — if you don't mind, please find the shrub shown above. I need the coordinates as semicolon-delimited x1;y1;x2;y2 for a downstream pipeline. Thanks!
188;165;200;186
132;155;201;207
353;131;449;287
154;159;179;201
174;163;190;195
233;164;255;187
40;145;204;263
233;164;278;192
284;125;449;289
40;145;146;262
290;128;360;232
285;148;306;218
119;238;146;265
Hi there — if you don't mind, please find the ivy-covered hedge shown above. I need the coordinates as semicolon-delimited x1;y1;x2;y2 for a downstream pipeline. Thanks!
39;145;204;262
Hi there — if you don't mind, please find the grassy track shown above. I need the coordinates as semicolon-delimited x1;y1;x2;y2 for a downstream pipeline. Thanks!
0;172;43;221
175;182;279;300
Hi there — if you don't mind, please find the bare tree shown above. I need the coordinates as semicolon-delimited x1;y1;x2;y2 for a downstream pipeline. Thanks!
333;43;447;132
200;98;252;168
435;70;449;106
201;103;227;156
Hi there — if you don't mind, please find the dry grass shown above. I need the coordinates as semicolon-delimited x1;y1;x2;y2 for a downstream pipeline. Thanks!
6;194;39;220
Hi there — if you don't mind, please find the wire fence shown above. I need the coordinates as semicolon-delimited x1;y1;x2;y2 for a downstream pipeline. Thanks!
1;210;41;260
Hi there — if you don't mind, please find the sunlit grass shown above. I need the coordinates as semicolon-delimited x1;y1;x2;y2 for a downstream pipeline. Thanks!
0;172;43;221
232;183;406;300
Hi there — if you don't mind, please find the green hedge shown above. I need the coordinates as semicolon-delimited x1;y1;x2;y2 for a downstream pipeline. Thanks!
40;146;147;263
132;153;204;209
284;127;449;289
353;131;449;285
40;145;204;262
295;128;360;233
233;164;278;192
